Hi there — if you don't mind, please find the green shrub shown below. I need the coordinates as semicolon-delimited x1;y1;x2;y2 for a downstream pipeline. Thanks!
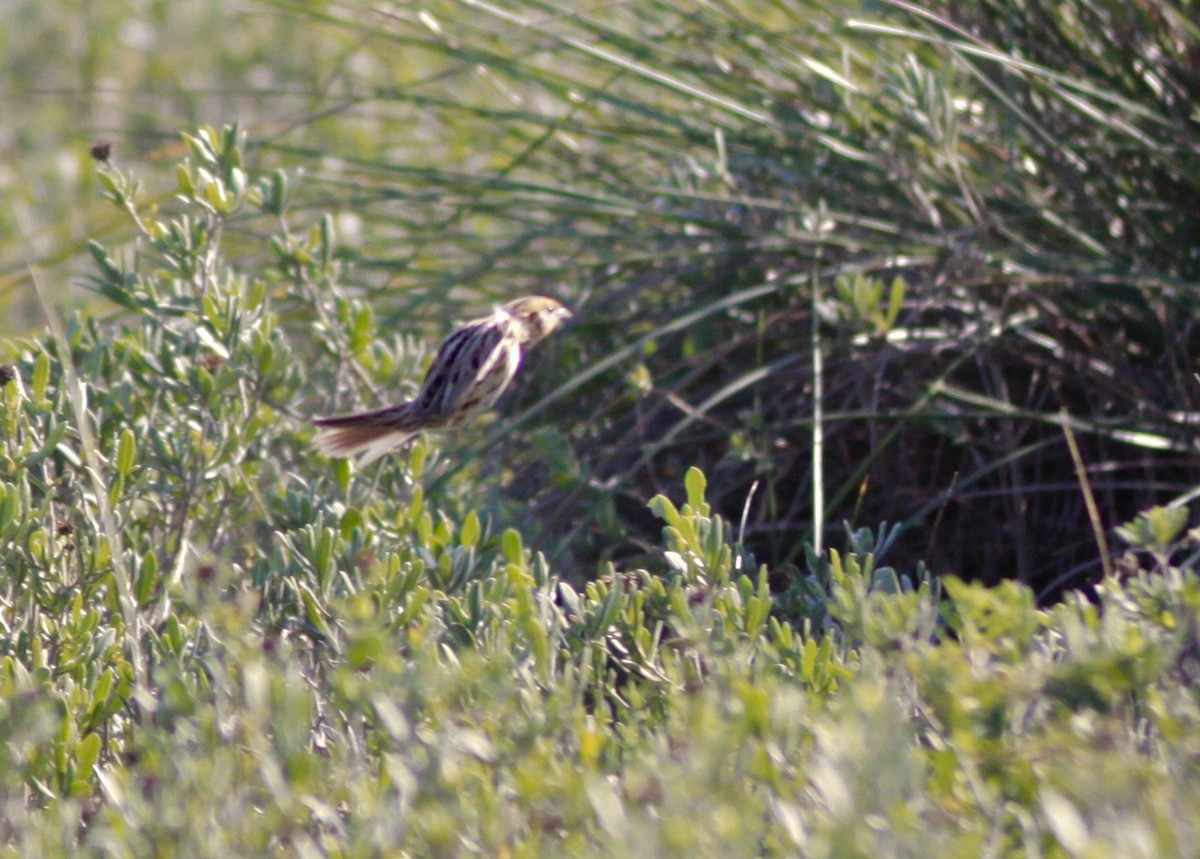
2;135;1199;855
235;0;1200;594
3;0;1200;850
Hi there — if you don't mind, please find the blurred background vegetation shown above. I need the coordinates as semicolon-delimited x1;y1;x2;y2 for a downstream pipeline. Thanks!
4;0;1200;596
3;0;1200;854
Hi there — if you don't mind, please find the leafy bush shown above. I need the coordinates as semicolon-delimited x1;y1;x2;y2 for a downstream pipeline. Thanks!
224;0;1200;596
1;128;1199;854
4;0;1200;852
8;0;1196;594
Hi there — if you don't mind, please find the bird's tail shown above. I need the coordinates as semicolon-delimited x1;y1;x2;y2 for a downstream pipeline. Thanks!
313;402;430;465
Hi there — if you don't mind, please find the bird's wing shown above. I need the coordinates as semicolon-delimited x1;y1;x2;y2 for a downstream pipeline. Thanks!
415;317;509;418
455;323;522;418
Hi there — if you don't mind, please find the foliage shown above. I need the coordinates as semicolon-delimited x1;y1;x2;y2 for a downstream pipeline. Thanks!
4;0;1200;853
1;131;1199;854
185;0;1195;595
6;0;1198;592
0;0;346;332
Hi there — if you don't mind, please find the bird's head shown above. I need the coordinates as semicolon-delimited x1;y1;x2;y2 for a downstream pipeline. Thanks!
503;295;573;346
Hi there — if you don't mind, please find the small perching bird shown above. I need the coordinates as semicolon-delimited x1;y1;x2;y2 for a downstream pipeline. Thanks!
314;295;572;465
